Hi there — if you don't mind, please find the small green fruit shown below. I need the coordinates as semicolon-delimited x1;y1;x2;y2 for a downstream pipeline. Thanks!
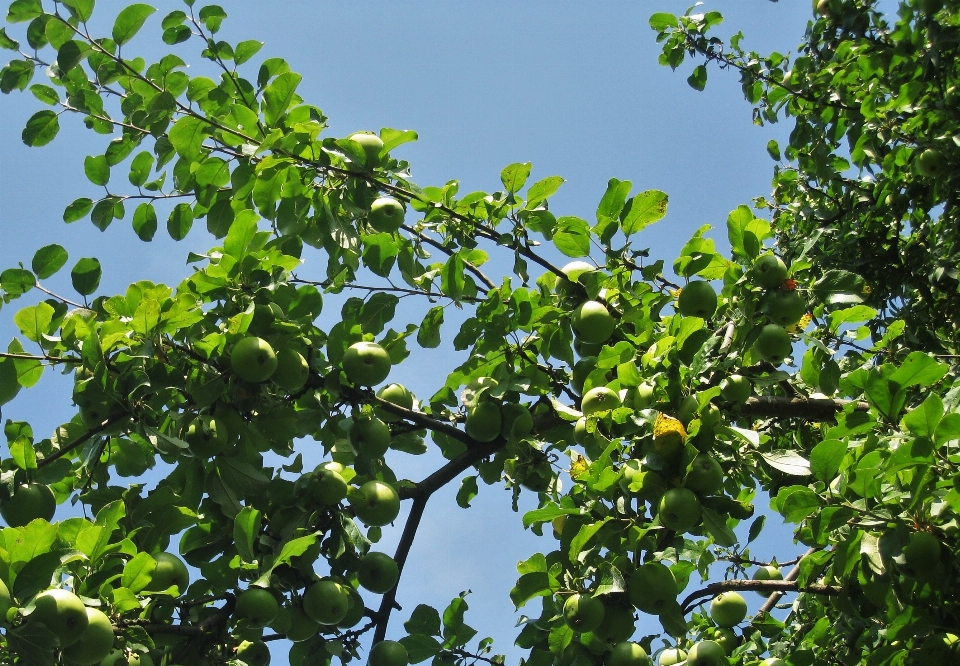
684;454;724;495
903;531;941;576
184;415;229;457
350;417;392;457
0;482;55;527
769;289;806;327
686;640;725;666
145;552;189;595
273;348;309;391
658;488;701;533
375;384;414;422
368;197;405;233
369;640;409;666
628;562;677;615
608;641;651;666
231;337;278;383
572;301;616;345
303;579;351;625
466;401;503;442
357;552;400;594
754;324;792;365
562;593;605;633
347;131;383;167
720;375;751;404
236;639;271;666
709;591;747;627
752;254;788;289
30;588;89;647
917;147;947;177
235;587;279;628
581;387;621;416
343;342;392;386
351;480;401;527
752;565;783;597
677;280;718;319
656;648;687;666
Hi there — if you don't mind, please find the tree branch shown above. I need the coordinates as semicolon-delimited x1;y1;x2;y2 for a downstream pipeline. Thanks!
680;577;840;615
402;224;497;291
756;547;818;617
373;495;428;644
740;396;870;420
37;414;127;468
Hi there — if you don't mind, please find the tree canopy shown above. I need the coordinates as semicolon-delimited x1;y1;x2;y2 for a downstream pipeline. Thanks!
0;1;958;666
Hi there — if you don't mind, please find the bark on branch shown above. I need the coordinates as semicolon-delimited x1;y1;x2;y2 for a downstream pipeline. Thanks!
680;577;840;615
740;396;870;420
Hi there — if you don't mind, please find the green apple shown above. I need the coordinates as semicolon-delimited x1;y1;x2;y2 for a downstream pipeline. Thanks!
303;579;351;625
500;403;534;440
619;461;666;501
684;454;724;495
0;357;21;406
657;488;701;533
752;254;788;289
375;383;414;422
676;395;699;427
0;577;10;625
235;587;279;628
236;639;270;666
99;649;153;666
30;588;89;647
752;565;783;597
231;336;278;383
709;591;747;627
760;659;788;666
572;356;599;395
466;401;503;442
572;300;616;345
273;348;309;391
593;604;636;644
754;324;792;365
769;289;806;327
368;197;405;233
609;642;650;666
62;607;115;665
686;640;725;666
343;342;392;386
815;0;832;17
917;147;946;177
0;481;55;526
677;280;718;319
369;640;409;666
657;648;687;666
338;585;366;629
633;383;655;410
720;374;751;404
309;467;349;505
351;480;401;526
357;551;400;594
573;417;589;445
711;627;739;655
628;562;677;615
563;593;605;633
284;605;319;642
350;416;392;457
561;261;597;284
348;131;383;167
145;552;189;595
700;402;721;427
902;530;941;576
184;415;229;458
581;387;621;416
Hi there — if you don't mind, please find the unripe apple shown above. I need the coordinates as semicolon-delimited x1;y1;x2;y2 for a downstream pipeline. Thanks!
656;648;687;666
231;336;278;383
658;488;701;533
677;280;718;319
0;481;56;526
752;254;788;290
500;403;534;440
628;562;677;615
466;401;503;442
562;593;605;632
608;641;650;666
284;605;320;642
347;131;383;167
633;383;655;410
61;606;115;665
368;197;405;233
760;659;788;666
350;416;392;457
684;454;724;495
593;604;636;644
145;552;189;595
236;640;270;666
711;627;739;655
235;587;280;628
309;467;349;505
369;640;409;666
343;342;391;386
375;384;414;422
720;374;751;404
29;588;89;647
338;585;366;629
769;289;806;327
752;565;783;597
709;591;747;627
572;301;615;345
916;147;947;177
902;530;941;577
358;551;400;594
676;395;699;427
303;579;351;625
273;348;309;391
581;387;621;416
754;324;792;365
351;480;401;526
184;415;229;458
686;640;725;666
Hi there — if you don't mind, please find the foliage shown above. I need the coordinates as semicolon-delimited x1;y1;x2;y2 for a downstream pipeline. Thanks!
0;1;957;666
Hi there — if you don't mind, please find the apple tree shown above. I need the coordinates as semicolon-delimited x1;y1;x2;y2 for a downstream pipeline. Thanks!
0;1;957;666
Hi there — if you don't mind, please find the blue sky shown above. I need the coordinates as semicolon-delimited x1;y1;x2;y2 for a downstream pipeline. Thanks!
0;1;814;663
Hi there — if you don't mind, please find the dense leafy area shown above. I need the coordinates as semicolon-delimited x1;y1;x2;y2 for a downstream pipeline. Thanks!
0;1;957;665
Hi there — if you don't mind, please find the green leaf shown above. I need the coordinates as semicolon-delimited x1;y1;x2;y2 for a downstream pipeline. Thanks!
21;110;59;147
168;115;207;159
701;506;736;546
6;0;42;23
128;151;154;186
810;439;846;481
262;71;302;126
775;485;821;523
526;175;564;207
404;604;442;637
380;127;418;152
553;216;591;257
197;4;226;33
501;162;532;194
10;436;36;470
28;84;58;105
253;534;316;586
568;517;611;563
510;572;558;609
828;305;877;332
902;394;944;438
621;189;668;235
121;551;156;592
687;64;707;91
112;4;156;45
132;203;157;241
760;450;811;476
83;155;110;186
455;475;478;508
233;506;261;563
234;39;263;65
889;352;948;389
63;197;93;223
0;27;19;49
1;268;35;297
56;39;88;73
812;269;865;305
649;12;678;30
167;203;193;240
223;209;259;260
31;244;67;279
60;0;95;22
399;635;442;664
417;306;444;349
71;257;102;295
13;301;54;342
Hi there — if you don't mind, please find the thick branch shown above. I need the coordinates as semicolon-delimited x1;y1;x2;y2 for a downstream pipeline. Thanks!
402;224;497;291
680;577;840;615
741;396;870;420
756;547;818;617
373;496;428;644
37;414;127;468
342;385;476;448
408;438;504;500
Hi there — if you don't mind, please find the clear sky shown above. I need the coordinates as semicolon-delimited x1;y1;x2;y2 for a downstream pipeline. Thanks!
0;1;814;663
